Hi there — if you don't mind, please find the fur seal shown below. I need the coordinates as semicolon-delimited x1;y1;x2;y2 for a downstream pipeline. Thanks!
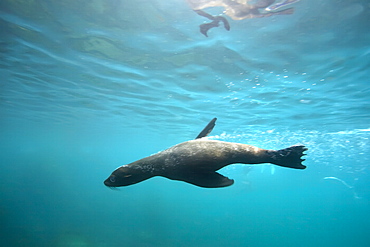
104;118;307;188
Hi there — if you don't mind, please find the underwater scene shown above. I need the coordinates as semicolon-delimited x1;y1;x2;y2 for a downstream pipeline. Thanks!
1;0;369;246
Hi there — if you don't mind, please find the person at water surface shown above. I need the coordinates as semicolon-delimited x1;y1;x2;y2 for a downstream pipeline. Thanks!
188;0;300;36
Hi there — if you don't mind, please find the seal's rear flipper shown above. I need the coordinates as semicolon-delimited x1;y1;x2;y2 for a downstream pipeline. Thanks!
269;145;308;169
174;171;234;188
195;118;217;139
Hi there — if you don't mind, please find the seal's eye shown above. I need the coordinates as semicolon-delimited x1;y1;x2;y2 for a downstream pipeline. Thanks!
109;176;116;183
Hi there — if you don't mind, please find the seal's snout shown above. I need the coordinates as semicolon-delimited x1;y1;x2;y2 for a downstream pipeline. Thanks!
104;177;120;190
104;177;113;187
104;175;117;187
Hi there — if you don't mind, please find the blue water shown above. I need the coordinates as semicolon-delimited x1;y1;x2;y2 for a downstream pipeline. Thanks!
1;0;369;246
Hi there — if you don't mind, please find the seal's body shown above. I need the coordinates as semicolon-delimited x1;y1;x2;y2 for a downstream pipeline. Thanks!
104;118;307;188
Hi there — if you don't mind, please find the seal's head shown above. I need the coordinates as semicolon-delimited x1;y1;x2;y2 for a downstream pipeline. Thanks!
104;165;153;187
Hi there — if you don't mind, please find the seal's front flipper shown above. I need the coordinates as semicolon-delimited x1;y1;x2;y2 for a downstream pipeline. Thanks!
177;171;234;188
196;118;217;139
269;145;308;169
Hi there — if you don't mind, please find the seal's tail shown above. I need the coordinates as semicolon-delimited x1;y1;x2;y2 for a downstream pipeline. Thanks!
269;145;307;169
